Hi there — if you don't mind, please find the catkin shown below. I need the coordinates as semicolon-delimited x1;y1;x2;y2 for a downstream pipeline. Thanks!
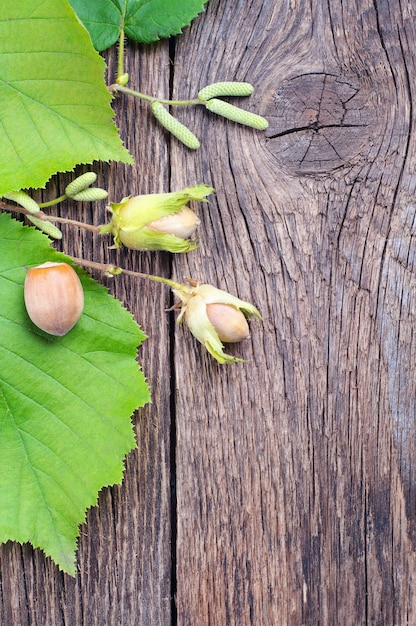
65;172;97;197
26;215;62;239
205;99;269;130
3;191;40;214
151;101;200;150
71;188;108;202
198;82;254;101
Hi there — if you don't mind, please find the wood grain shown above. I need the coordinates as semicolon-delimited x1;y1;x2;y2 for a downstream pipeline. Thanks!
0;41;174;626
2;0;416;624
171;0;416;624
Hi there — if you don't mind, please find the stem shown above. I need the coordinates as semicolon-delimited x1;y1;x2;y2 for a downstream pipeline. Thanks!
38;194;68;208
111;83;202;106
48;216;100;233
115;0;128;80
117;28;125;80
0;201;100;233
72;257;185;291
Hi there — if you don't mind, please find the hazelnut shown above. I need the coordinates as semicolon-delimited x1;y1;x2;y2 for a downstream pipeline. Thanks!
24;262;84;336
206;303;250;343
146;206;200;239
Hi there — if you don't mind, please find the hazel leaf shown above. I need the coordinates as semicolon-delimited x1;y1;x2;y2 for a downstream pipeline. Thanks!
69;0;208;51
0;213;149;575
0;0;133;197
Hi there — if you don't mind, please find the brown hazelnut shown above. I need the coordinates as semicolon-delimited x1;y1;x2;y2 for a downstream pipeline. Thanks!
24;262;84;336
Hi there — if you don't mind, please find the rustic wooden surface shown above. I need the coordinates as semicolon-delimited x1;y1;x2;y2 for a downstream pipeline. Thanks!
1;0;416;623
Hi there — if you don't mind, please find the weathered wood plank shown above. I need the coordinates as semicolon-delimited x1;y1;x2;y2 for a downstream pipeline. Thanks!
2;0;416;624
0;41;174;626
172;0;416;624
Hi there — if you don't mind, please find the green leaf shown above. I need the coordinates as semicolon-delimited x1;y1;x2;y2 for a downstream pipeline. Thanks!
0;213;149;574
0;0;133;197
69;0;208;51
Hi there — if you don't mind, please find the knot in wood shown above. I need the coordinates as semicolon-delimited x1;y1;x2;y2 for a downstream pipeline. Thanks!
264;73;374;175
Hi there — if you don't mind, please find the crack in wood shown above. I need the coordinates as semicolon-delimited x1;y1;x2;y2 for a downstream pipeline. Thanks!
263;72;378;173
267;122;370;139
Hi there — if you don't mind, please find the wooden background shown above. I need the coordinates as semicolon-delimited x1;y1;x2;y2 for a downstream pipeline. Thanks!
1;0;416;623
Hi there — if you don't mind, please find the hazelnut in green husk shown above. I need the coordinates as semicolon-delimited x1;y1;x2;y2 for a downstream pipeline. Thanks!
100;184;214;253
173;281;261;364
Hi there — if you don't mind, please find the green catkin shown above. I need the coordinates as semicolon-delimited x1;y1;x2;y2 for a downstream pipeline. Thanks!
65;172;97;197
205;99;269;130
151;101;200;150
26;215;62;239
3;191;40;214
71;188;109;202
198;82;254;101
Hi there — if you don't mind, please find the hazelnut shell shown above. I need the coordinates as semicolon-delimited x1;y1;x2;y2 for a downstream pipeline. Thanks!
24;262;84;336
206;303;249;343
